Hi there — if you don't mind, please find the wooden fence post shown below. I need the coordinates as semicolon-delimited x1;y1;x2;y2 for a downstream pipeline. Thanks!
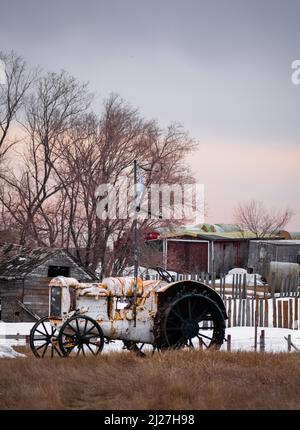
199;337;203;350
242;273;247;299
260;330;265;353
227;334;231;352
278;300;282;328
283;300;289;328
222;273;225;299
238;297;242;326
289;299;293;330
287;275;292;296
273;297;277;328
227;297;232;328
259;298;264;326
205;273;210;285
254;274;257;299
233;298;237;327
287;334;291;352
242;299;246;326
251;296;254;326
254;297;259;351
211;272;216;289
271;272;275;299
264;298;268;327
280;274;284;298
246;298;250;326
238;274;242;299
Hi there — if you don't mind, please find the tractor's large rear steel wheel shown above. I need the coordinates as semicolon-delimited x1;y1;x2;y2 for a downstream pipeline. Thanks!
159;293;225;350
58;315;104;357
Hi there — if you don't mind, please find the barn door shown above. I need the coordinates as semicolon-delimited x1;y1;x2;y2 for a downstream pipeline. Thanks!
167;241;208;273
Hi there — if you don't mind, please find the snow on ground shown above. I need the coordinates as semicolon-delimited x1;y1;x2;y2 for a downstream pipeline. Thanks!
100;327;300;354
215;268;265;287
1;322;300;355
0;344;26;358
221;327;300;353
122;266;178;279
0;322;33;348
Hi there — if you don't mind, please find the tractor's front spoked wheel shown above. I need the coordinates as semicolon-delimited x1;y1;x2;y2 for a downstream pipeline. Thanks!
58;315;104;357
30;316;62;358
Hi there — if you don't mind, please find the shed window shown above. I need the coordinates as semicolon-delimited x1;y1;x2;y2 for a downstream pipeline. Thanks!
48;265;70;277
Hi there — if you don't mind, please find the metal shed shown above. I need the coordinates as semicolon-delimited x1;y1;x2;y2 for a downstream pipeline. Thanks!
248;240;300;278
146;228;259;275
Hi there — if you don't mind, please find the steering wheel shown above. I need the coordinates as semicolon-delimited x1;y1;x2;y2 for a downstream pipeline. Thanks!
153;266;176;283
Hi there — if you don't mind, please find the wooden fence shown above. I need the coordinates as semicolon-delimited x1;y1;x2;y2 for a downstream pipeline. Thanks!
143;271;300;299
142;270;300;329
224;297;300;329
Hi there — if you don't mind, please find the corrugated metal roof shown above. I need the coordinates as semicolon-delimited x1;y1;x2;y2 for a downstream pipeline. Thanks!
159;230;273;240
151;223;294;241
214;223;241;232
251;240;300;246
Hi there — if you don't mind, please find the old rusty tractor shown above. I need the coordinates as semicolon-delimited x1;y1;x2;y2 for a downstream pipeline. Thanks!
30;267;227;357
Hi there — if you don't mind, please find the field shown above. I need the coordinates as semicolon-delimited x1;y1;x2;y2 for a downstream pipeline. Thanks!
1;348;300;410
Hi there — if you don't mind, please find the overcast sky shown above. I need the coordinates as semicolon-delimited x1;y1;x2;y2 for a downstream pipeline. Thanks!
1;0;300;228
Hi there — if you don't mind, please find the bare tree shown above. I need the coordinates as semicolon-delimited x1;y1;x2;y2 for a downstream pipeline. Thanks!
0;78;196;277
0;51;35;161
234;199;293;238
54;94;196;276
0;69;92;244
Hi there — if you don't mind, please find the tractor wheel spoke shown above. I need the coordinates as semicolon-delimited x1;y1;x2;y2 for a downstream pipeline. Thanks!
53;344;62;356
170;308;185;322
66;323;77;334
85;325;96;335
196;307;209;322
89;341;100;347
83;318;88;335
197;333;214;341
76;345;82;356
35;329;47;336
41;343;48;358
35;342;49;351
86;343;96;355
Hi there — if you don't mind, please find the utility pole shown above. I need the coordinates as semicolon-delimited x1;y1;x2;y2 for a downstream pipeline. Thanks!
133;160;139;326
132;159;162;325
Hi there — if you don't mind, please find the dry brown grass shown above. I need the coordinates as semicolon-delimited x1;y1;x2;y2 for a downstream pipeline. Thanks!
1;348;300;410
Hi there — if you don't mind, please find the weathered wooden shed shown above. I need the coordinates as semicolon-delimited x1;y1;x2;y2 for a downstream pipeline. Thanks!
0;243;96;322
248;240;300;278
